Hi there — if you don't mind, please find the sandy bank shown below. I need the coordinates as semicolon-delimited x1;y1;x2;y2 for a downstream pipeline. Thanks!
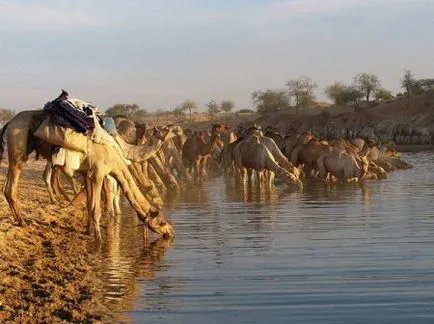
0;159;108;323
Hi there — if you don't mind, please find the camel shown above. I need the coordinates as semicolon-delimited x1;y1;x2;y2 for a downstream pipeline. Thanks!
291;138;333;176
114;121;188;190
282;132;314;162
182;124;225;182
42;123;175;211
242;128;303;179
366;162;388;180
316;151;369;182
221;129;238;176
366;145;413;171
0;110;175;241
233;135;303;188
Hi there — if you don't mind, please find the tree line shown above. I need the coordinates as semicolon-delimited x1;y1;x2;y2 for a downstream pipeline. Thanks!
1;69;432;125
253;69;434;115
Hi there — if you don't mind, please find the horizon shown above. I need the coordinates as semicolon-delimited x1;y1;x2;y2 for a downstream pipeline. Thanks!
1;0;433;112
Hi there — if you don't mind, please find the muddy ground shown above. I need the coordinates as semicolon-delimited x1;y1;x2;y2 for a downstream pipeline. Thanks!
0;159;115;323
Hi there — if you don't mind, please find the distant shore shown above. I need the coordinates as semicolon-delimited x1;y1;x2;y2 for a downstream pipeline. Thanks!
395;144;434;152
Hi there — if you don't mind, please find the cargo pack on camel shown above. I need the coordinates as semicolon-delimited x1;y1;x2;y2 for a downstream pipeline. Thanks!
33;90;129;169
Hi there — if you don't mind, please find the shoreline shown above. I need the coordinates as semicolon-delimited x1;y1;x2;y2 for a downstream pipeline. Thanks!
0;160;110;323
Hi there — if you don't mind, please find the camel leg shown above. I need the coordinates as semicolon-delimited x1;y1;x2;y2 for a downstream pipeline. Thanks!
87;169;105;241
256;170;264;188
268;171;275;187
201;156;210;181
52;167;71;202
3;162;25;226
247;169;253;184
240;167;247;185
103;177;116;220
85;177;93;236
113;181;122;216
43;162;57;203
194;158;201;183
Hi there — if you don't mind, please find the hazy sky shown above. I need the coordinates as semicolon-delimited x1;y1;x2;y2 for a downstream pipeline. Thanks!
1;0;433;112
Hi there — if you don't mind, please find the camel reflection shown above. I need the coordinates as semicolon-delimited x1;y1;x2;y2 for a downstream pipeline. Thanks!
301;179;371;203
99;219;173;311
164;182;210;208
225;178;281;205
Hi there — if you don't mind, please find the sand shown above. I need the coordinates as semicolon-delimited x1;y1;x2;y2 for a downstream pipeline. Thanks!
0;159;108;323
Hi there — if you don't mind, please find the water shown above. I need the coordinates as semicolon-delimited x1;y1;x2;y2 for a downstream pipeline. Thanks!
98;152;434;323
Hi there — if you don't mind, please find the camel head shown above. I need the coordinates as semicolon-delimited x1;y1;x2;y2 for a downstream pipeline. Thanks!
284;171;303;189
386;156;413;169
145;207;175;239
356;156;370;180
212;123;228;135
366;138;377;148
368;162;388;179
291;163;305;179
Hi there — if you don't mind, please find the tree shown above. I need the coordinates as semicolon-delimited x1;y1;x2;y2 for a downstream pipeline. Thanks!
206;99;220;120
342;85;363;106
325;82;348;106
286;76;317;113
375;88;393;101
251;89;289;114
419;79;434;92
354;73;381;103
133;108;148;120
179;100;197;121
401;69;416;97
105;103;146;119
220;100;234;115
172;107;185;121
0;109;15;127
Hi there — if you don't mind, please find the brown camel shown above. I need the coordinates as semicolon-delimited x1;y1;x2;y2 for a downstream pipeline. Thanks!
0;110;175;241
291;138;333;176
182;124;225;182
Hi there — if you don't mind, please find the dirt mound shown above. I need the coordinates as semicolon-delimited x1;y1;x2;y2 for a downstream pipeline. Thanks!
252;90;434;134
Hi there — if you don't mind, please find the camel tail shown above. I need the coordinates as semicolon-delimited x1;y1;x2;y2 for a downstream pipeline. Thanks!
0;121;10;165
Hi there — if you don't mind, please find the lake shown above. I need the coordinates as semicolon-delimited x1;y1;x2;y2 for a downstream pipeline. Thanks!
98;152;434;323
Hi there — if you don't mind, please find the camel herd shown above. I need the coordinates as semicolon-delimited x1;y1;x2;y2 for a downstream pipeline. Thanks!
0;110;413;242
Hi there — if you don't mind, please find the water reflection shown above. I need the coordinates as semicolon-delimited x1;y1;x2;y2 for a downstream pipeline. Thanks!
93;152;434;323
224;179;282;205
97;215;173;316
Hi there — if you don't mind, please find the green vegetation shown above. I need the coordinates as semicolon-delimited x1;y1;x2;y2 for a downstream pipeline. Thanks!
286;76;317;113
354;73;380;103
251;89;289;114
101;69;433;119
206;99;220;120
105;104;147;120
178;100;197;121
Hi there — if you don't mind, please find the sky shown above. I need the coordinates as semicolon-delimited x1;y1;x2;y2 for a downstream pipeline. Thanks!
0;0;433;112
